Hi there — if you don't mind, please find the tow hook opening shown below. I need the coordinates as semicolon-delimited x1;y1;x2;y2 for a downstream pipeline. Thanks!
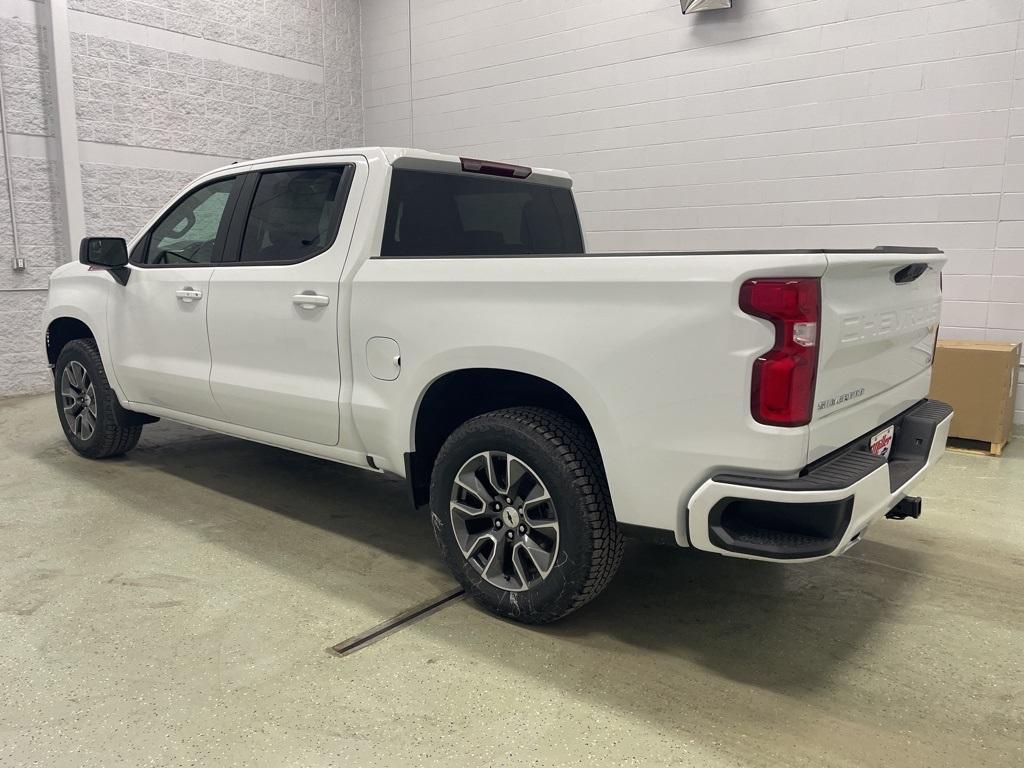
886;496;922;520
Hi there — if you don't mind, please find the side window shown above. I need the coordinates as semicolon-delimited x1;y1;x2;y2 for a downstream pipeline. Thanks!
140;177;236;265
237;167;349;264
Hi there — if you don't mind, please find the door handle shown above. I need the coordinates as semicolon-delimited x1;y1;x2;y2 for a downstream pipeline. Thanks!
292;293;330;309
175;288;203;302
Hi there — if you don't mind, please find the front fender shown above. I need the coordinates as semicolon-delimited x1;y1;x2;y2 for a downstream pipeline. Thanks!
44;265;127;404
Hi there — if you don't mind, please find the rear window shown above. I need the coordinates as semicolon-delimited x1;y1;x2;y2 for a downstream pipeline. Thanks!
381;169;583;257
238;167;349;264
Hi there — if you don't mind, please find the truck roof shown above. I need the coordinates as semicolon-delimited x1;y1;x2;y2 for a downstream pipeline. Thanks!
205;147;573;188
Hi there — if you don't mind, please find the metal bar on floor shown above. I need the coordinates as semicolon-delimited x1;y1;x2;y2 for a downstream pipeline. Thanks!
329;587;466;658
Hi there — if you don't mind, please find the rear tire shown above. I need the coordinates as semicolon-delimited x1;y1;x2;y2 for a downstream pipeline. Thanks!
54;339;143;459
429;407;623;624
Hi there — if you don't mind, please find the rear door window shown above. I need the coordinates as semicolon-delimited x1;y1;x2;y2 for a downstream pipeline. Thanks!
237;166;352;264
381;169;583;257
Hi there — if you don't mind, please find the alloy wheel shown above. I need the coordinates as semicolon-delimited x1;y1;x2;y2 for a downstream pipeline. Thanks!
60;360;98;441
449;451;560;591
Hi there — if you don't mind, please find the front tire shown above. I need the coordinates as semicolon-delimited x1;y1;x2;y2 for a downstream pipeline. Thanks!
54;339;143;459
429;407;623;624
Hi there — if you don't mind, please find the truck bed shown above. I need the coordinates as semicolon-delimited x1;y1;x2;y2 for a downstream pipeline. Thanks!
375;245;943;259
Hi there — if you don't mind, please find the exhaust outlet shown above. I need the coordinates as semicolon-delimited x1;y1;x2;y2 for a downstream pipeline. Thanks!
886;496;922;520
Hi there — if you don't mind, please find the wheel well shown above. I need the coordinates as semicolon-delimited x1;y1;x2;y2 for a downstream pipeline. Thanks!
407;368;599;508
46;317;94;370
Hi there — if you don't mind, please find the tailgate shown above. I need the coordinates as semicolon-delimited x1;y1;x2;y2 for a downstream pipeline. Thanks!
809;249;945;459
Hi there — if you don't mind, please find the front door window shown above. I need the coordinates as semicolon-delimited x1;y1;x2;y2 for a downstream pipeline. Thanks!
140;177;236;265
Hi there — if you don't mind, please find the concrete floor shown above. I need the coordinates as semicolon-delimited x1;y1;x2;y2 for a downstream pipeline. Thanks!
1;394;1022;768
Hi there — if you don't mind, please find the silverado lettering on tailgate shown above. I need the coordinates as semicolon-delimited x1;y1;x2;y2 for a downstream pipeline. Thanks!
817;388;866;412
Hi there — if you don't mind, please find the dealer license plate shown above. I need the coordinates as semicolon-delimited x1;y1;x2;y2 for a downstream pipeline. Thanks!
869;425;895;458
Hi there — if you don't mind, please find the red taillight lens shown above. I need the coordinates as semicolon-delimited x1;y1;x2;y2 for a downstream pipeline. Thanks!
739;278;820;427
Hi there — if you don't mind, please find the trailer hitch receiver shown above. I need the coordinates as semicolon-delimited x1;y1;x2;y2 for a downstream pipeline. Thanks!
886;496;922;520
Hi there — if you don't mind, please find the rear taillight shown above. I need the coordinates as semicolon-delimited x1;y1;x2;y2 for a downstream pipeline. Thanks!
739;277;821;427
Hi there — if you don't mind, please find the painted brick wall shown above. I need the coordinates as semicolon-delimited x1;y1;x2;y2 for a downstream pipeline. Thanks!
361;0;411;146
362;0;1024;424
0;156;63;289
323;0;363;146
0;12;60;293
0;15;52;136
69;34;341;158
0;155;63;394
0;290;50;394
0;6;62;396
80;162;194;238
990;45;1024;353
66;0;326;64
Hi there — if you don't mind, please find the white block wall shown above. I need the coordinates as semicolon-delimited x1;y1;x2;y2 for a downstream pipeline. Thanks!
0;0;362;396
363;0;1024;424
1;3;62;394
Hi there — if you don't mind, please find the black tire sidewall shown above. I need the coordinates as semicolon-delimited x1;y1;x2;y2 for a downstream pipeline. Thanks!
430;413;599;622
54;341;112;456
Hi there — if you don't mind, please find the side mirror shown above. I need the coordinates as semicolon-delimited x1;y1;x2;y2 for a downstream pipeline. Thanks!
79;237;130;285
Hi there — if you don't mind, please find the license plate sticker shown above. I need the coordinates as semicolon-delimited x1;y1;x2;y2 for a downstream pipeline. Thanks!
870;425;895;458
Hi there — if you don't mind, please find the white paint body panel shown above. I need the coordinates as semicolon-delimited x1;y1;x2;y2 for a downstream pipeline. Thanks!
349;252;823;534
44;146;950;557
206;157;369;446
106;266;223;420
44;264;123;399
810;253;943;461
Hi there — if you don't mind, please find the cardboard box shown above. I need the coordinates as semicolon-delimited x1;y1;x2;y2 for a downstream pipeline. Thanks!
927;340;1021;448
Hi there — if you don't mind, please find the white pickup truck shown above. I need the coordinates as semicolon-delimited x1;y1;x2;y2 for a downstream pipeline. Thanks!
45;147;952;623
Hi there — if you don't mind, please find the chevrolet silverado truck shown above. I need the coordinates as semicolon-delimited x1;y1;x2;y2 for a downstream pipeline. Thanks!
44;147;953;623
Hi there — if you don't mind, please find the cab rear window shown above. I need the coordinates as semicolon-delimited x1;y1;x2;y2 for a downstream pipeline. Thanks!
381;169;583;257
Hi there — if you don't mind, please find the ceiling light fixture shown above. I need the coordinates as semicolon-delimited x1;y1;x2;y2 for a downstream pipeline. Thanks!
681;0;733;13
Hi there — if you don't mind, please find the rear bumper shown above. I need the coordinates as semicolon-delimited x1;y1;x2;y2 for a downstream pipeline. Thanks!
686;399;953;561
